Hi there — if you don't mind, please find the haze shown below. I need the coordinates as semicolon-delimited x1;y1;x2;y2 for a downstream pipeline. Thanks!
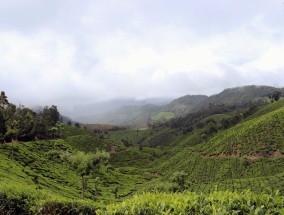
1;0;284;117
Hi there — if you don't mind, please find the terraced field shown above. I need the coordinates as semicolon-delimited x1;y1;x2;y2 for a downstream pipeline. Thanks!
2;98;284;213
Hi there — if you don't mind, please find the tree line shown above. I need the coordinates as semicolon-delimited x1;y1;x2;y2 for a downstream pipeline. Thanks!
0;91;60;142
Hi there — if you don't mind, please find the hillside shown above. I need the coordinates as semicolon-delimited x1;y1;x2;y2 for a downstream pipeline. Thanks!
195;106;284;156
161;94;208;116
0;126;160;213
2;86;284;214
79;104;161;128
147;99;284;195
190;85;284;112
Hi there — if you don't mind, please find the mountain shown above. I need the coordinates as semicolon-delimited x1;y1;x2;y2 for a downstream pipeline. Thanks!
190;85;284;112
162;94;208;115
72;97;172;118
77;95;208;127
78;104;161;127
75;85;284;127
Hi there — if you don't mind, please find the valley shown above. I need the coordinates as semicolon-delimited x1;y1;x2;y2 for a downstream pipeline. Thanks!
1;86;284;214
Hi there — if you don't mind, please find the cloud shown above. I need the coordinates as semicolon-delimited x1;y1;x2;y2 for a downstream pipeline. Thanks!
0;0;284;116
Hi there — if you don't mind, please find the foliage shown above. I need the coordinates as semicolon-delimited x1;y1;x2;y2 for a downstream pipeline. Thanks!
0;184;97;214
63;150;110;198
269;91;281;102
151;112;175;122
1;87;284;214
99;190;284;214
169;171;189;191
64;151;110;177
196;106;284;156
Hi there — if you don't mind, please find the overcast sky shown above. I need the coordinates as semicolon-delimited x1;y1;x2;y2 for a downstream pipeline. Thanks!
1;0;284;115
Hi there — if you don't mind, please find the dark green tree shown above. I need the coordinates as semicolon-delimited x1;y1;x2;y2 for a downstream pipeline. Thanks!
205;121;218;135
41;105;60;128
220;118;230;129
13;106;36;141
269;91;281;102
74;122;81;128
36;105;60;139
0;111;6;140
0;91;9;109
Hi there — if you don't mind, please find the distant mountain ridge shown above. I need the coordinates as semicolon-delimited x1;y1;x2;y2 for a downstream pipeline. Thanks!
190;85;284;113
75;85;284;127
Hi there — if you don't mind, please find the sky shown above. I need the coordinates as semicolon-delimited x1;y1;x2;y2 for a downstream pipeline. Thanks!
0;0;284;116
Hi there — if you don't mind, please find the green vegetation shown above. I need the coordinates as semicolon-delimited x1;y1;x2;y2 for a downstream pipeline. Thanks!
99;191;284;214
1;87;284;214
196;106;284;156
151;111;175;122
0;91;61;142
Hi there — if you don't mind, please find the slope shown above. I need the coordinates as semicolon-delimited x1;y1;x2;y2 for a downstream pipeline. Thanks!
147;100;284;194
161;95;208;116
190;85;284;112
195;105;284;156
0;126;158;213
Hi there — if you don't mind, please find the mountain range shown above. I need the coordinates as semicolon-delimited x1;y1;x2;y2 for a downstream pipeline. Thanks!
75;85;284;127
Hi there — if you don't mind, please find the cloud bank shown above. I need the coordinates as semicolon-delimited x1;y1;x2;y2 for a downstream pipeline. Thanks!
0;0;284;115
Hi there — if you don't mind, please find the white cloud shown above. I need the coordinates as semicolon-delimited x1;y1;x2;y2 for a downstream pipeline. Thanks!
0;0;284;116
244;45;284;71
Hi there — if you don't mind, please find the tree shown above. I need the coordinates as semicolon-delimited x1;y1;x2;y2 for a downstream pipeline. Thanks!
40;105;60;128
220;118;230;129
35;105;60;139
49;127;58;140
0;91;9;109
2;103;16;123
0;111;6;139
205;121;218;135
269;91;281;102
12;106;36;141
64;151;110;199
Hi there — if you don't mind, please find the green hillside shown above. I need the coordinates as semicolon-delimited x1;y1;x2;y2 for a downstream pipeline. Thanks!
92;104;161;128
245;98;284;121
190;85;284;113
196;105;284;156
0;126;157;213
2;87;284;214
151;111;175;122
144;100;284;196
162;95;208;116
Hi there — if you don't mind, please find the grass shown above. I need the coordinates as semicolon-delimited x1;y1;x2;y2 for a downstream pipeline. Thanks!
151;112;175;121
